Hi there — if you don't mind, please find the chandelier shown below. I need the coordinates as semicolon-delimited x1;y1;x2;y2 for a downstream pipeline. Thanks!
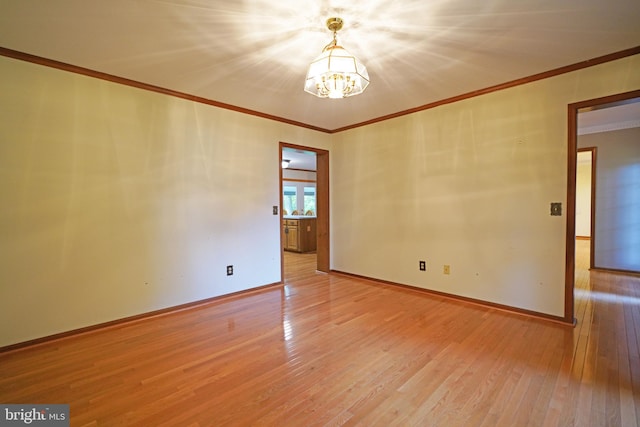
304;17;370;99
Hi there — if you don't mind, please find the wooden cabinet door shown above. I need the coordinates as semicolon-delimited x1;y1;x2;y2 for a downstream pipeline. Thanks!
286;225;299;251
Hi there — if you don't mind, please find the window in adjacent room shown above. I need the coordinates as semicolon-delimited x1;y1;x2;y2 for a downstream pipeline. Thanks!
304;186;316;216
283;186;297;215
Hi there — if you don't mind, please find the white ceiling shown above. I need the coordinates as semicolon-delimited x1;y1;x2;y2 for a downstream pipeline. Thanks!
578;99;640;135
1;0;639;132
283;147;316;172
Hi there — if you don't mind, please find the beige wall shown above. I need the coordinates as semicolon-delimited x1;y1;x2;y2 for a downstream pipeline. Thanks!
0;56;329;347
331;55;640;317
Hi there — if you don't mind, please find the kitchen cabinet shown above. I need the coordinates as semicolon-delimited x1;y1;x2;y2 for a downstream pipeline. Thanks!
283;217;317;253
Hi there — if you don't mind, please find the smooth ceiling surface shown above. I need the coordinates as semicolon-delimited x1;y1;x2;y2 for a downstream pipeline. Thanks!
1;0;639;131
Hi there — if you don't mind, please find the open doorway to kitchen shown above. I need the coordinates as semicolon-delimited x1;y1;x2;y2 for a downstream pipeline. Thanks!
279;142;329;283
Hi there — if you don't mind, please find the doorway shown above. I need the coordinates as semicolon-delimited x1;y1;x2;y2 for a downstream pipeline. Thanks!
565;89;640;324
279;142;330;283
576;148;596;268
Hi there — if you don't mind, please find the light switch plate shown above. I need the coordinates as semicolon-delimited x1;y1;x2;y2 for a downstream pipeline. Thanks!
550;202;562;216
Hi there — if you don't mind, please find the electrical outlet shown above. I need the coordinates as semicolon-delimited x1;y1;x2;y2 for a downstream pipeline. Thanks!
226;265;233;276
443;265;450;275
419;261;426;271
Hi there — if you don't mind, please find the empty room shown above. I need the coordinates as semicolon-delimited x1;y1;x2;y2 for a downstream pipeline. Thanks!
1;1;639;426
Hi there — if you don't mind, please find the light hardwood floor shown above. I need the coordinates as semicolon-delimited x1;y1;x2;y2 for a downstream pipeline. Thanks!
1;241;638;426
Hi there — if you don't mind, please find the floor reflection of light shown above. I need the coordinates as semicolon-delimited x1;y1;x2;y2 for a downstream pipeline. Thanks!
283;318;294;341
284;284;293;298
575;288;640;305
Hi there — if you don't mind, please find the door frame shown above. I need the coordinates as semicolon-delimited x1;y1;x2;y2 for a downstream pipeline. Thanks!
564;89;640;324
279;142;330;280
